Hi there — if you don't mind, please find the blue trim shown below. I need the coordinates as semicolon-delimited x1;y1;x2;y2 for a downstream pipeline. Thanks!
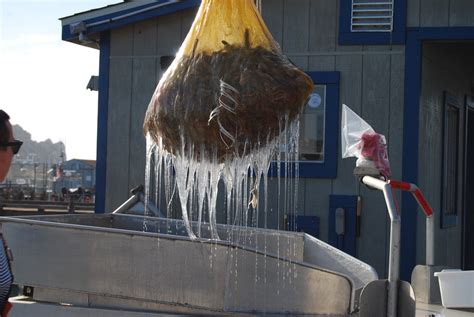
401;29;421;280
338;0;407;45
62;0;200;42
300;72;340;178
95;31;110;214
402;26;474;280
441;92;460;228
269;72;340;179
406;27;474;40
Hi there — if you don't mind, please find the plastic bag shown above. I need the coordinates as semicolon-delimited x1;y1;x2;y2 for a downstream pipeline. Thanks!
341;104;391;178
143;0;313;161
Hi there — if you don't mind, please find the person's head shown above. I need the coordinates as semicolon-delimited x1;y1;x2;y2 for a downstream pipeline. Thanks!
0;110;22;181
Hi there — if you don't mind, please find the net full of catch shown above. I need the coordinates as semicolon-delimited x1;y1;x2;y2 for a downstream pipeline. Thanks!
144;0;313;160
143;0;313;239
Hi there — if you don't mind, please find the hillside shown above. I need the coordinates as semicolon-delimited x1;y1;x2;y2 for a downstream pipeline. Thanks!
12;125;67;164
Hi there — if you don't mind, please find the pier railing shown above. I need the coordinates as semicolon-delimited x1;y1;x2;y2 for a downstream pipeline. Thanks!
0;200;95;215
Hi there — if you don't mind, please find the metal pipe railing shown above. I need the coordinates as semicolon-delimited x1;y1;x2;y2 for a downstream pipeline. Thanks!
361;176;433;317
361;176;400;317
389;180;434;265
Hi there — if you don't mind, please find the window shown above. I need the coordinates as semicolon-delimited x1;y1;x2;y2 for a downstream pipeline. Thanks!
272;72;340;178
339;0;406;45
441;93;460;228
299;72;339;178
300;85;326;162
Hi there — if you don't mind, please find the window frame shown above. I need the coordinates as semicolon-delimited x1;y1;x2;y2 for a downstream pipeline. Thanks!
269;71;340;179
339;0;407;45
441;92;460;228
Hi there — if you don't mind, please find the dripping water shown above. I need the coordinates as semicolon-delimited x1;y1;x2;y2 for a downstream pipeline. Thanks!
144;114;301;301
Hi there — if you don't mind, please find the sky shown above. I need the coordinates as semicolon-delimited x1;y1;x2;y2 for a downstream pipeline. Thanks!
0;0;120;160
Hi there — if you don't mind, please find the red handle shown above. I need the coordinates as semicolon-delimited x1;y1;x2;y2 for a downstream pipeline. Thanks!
389;180;411;191
413;189;433;217
389;180;433;217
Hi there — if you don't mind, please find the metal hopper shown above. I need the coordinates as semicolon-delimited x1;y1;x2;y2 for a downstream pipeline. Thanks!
0;194;378;316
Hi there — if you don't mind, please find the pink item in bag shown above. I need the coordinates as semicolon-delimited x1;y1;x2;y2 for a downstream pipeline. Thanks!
359;132;391;178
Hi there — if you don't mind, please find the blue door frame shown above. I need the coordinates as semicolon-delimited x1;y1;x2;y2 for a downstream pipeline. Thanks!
402;27;474;280
95;32;110;214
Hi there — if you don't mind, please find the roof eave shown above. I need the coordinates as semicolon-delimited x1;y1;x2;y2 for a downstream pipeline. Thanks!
61;0;200;47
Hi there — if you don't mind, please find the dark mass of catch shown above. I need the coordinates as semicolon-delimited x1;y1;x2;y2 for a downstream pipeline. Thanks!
144;30;314;161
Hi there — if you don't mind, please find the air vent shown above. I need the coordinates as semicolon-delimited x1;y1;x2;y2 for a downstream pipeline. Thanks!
351;0;393;32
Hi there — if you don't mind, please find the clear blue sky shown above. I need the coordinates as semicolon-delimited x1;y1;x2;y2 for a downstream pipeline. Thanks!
0;0;119;160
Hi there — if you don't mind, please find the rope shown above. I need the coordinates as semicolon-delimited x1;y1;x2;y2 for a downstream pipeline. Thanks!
208;80;239;149
255;0;262;13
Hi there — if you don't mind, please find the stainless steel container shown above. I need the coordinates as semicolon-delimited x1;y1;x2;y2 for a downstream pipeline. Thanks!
0;214;377;315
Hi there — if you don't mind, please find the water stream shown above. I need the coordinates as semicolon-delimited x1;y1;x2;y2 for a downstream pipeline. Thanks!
144;115;301;310
145;114;300;241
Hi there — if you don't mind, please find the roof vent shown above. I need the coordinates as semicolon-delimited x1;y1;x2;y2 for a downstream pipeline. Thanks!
351;0;393;32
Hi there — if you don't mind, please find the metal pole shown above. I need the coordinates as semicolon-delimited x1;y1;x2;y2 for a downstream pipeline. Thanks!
68;194;75;213
43;163;47;198
361;176;399;317
382;185;400;317
112;193;141;214
33;163;37;198
426;216;434;265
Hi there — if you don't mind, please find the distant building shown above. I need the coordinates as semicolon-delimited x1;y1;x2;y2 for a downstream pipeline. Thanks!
53;159;96;193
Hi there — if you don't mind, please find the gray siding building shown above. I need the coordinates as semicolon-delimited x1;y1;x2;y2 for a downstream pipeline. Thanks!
61;0;474;280
53;159;96;193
